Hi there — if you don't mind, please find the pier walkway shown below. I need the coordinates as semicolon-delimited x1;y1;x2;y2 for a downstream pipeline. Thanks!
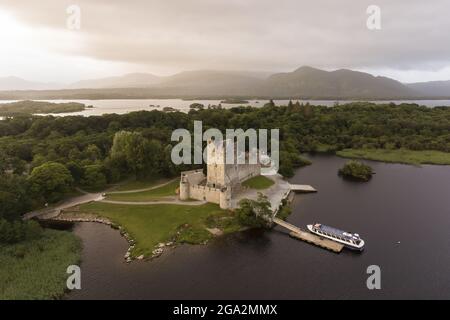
289;184;317;193
272;217;344;253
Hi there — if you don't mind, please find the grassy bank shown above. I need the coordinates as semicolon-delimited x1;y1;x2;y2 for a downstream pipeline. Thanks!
336;148;450;165
111;176;173;192
78;202;240;257
0;229;81;300
106;179;179;202
242;175;275;190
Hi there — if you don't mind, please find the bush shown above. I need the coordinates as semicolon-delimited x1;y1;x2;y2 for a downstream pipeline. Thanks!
81;164;107;190
236;194;272;228
0;219;43;244
28;162;74;203
338;160;373;182
177;226;212;244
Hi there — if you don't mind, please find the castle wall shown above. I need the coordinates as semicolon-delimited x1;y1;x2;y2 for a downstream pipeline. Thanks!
184;170;204;185
237;163;260;183
189;185;221;204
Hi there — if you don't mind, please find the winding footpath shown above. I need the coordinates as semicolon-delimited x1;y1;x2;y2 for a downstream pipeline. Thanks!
101;198;206;206
23;192;104;220
106;178;178;194
24;179;203;220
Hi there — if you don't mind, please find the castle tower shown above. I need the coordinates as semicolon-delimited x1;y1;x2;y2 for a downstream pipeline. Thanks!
179;172;190;200
219;187;232;209
206;139;249;189
206;139;226;188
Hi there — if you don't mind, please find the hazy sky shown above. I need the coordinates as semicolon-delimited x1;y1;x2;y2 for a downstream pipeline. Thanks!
1;0;450;83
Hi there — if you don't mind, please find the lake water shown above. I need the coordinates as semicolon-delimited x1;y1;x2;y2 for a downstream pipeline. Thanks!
67;155;450;300
1;99;450;117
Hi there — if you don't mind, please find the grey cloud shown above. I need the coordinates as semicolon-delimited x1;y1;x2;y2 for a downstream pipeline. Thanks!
2;0;450;73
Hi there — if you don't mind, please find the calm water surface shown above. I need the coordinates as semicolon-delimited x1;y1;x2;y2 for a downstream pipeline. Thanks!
1;99;449;117
68;155;450;300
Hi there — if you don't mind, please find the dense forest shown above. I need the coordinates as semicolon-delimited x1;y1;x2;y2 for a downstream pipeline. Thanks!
1;101;449;228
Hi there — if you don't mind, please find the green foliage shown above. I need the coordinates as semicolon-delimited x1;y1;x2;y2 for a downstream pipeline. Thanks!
242;175;274;189
106;179;179;201
276;199;292;221
1;102;450;215
66;161;84;184
176;226;212;244
236;193;272;228
0;175;31;220
337;148;450;165
0;219;43;244
338;160;373;182
0;100;85;116
78;202;228;256
81;164;107;190
110;130;163;178
189;103;205;110
0;229;81;299
28;162;74;203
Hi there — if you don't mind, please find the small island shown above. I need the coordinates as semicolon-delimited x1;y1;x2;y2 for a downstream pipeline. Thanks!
189;103;205;110
338;160;373;182
0;100;86;116
220;98;249;104
162;106;177;112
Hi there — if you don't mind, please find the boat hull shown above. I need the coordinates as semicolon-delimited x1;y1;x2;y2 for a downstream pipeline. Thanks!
307;224;365;251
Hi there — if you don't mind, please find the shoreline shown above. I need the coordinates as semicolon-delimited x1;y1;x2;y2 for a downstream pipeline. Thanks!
335;148;450;166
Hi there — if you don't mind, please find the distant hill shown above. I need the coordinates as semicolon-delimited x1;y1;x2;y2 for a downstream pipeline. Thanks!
1;67;446;99
69;73;162;89
264;66;417;99
407;80;450;97
149;67;419;98
153;70;265;96
0;76;59;91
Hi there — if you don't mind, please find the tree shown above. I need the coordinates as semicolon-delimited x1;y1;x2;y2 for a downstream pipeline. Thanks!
82;164;107;189
28;162;73;203
0;175;31;221
83;144;102;163
236;193;272;228
288;100;294;108
0;219;42;244
338;160;373;182
110;131;162;178
264;99;275;108
66;161;84;184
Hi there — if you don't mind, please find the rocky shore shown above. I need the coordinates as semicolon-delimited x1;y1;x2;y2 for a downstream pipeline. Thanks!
49;208;175;262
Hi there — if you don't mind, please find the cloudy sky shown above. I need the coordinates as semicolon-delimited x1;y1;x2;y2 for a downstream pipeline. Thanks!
1;0;450;83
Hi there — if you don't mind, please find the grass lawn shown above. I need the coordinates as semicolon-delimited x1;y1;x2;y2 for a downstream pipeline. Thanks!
0;230;81;300
242;175;275;190
336;148;450;165
106;179;180;202
78;202;240;257
111;175;172;192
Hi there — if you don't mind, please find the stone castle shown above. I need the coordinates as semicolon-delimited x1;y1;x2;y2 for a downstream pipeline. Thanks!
179;139;261;209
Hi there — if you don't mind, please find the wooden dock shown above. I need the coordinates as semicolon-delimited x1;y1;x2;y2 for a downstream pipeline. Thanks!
290;184;317;193
273;218;343;253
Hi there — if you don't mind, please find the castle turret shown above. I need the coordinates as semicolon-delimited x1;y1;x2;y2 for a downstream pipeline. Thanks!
219;187;231;209
179;173;190;200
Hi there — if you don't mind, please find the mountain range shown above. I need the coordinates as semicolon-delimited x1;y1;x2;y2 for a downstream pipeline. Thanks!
1;67;449;99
